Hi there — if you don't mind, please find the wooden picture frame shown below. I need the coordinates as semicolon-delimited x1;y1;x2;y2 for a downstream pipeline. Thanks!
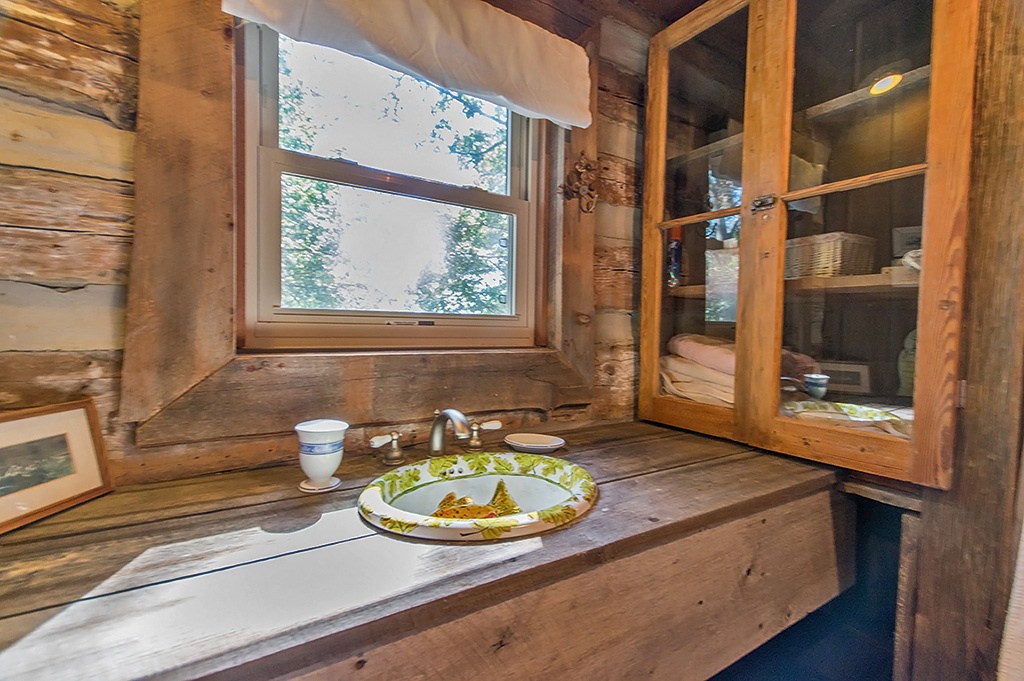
818;361;873;395
0;399;112;534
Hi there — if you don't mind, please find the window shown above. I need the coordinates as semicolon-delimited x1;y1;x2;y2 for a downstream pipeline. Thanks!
242;27;539;349
122;3;594;440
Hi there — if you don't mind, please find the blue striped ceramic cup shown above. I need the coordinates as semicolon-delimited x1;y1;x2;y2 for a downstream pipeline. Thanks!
299;439;345;455
295;418;349;450
803;373;829;399
295;419;349;489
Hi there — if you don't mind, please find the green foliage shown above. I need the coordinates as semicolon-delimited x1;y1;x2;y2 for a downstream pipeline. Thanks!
706;169;741;241
412;84;513;314
426;84;509;193
512;453;543;474
580;479;597;504
379;516;418;534
540;457;565;478
414;206;511;314
491;457;514;474
467;453;493;475
0;449;73;497
278;51;315;155
280;175;345;309
377;466;422;499
428;456;459;477
278;47;514;315
559;465;593;490
278;42;353;310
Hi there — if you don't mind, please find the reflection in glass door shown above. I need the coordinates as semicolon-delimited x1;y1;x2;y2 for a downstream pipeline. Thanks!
779;178;922;439
776;0;932;440
656;7;749;410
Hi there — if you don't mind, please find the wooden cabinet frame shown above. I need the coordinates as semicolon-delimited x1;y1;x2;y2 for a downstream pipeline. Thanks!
640;0;979;488
119;0;598;449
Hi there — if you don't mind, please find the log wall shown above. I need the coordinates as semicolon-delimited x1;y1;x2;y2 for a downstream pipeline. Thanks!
0;0;137;465
591;17;649;421
0;1;653;484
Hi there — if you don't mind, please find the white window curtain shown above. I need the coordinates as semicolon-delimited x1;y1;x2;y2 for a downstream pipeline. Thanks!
222;0;592;129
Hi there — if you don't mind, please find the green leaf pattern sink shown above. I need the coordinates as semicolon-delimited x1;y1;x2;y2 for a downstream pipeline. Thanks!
358;452;597;541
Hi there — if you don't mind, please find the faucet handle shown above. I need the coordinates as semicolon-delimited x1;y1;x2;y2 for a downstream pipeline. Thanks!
369;434;393;448
370;431;405;466
466;420;501;452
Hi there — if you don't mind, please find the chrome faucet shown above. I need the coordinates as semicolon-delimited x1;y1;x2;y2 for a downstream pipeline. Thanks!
428;408;472;457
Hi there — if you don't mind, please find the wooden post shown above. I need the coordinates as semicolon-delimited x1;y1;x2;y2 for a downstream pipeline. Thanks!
120;0;236;424
911;1;1024;677
557;35;599;386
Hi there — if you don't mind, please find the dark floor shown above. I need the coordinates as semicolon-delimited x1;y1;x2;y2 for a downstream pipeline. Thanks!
711;498;902;681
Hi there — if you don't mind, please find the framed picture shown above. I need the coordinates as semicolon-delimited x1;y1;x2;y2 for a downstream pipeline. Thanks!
0;399;112;535
891;225;923;258
818;361;873;395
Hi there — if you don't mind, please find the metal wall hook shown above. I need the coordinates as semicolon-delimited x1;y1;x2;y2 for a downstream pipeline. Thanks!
561;151;598;214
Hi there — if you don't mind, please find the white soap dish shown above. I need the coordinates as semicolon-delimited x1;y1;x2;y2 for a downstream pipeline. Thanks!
503;433;566;454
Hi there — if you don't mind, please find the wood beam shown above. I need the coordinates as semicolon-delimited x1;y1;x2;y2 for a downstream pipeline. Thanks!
0;5;138;129
120;0;235;423
911;0;1023;677
481;0;663;42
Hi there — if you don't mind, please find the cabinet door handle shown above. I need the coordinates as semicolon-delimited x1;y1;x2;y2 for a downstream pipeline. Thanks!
751;194;777;213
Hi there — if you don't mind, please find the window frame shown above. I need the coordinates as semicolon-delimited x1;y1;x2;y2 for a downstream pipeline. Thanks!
120;3;596;449
241;25;540;350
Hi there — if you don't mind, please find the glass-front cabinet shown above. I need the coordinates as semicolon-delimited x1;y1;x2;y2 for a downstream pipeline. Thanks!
640;0;978;488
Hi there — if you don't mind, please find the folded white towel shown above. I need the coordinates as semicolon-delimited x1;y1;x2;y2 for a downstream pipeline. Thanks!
659;355;734;406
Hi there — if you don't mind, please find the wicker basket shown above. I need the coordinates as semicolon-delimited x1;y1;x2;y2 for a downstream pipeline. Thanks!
784;232;876;279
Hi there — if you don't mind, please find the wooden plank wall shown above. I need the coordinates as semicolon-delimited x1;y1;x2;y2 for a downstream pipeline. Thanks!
2;0;1023;676
910;1;1024;678
0;0;137;464
0;1;653;484
591;18;650;421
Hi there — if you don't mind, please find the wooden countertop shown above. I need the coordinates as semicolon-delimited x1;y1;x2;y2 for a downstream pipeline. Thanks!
0;422;838;680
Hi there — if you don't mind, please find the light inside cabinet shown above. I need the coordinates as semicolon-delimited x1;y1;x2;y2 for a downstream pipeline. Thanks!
869;72;904;95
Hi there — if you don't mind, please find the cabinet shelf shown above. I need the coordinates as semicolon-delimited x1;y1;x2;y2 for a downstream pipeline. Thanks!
667;284;707;298
667;267;919;299
666;65;931;166
785;268;920;297
671;133;743;164
799;65;931;125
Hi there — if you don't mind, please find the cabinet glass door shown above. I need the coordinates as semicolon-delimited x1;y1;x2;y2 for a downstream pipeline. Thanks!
640;2;750;438
774;0;932;453
778;177;923;441
789;0;932;190
641;0;974;488
662;7;748;221
766;0;970;487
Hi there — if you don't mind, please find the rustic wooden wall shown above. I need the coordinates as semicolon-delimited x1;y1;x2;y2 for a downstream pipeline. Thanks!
3;0;1024;677
0;0;137;462
0;0;653;484
591;17;650;421
910;1;1024;678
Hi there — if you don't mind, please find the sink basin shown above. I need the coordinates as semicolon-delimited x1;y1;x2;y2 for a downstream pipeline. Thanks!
358;452;597;541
